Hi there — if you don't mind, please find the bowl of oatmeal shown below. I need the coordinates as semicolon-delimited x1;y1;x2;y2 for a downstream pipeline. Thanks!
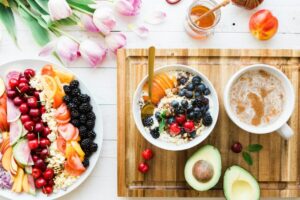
133;64;219;151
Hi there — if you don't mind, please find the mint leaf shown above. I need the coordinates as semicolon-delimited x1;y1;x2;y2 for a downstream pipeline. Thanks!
160;110;167;119
247;144;263;152
159;119;166;133
242;151;253;166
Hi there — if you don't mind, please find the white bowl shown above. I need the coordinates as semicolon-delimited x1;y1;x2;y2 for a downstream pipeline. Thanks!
133;64;219;151
0;59;103;200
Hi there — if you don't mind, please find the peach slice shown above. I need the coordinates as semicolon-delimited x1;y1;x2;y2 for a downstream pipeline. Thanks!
2;147;12;172
71;141;85;161
10;155;18;176
22;174;29;193
12;168;24;193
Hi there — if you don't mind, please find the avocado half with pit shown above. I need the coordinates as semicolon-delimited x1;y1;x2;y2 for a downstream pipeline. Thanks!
224;165;260;200
184;145;222;191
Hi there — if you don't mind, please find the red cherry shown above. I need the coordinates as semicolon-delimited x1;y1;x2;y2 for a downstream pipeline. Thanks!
169;123;181;136
20;84;30;93
40;106;46;114
40;148;49;159
31;117;41;123
175;114;186;125
35;159;46;171
42;185;53;194
27;97;38;108
32;167;42;179
13;96;23;106
42;127;51;137
29;108;40;117
35;177;47;188
19;77;29;84
33;91;40;99
24;69;35;80
231;142;243;153
9;78;19;89
6;90;17;99
47;179;54;187
34;122;44;132
43;168;54;180
24;121;35;131
40;138;50;148
142;149;154;160
20;114;31;124
183;121;195;133
19;103;29;114
28;139;39;150
27;132;36;140
32;155;39;162
138;162;149;174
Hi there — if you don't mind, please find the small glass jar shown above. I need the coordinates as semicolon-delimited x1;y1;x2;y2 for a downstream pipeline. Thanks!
184;0;221;39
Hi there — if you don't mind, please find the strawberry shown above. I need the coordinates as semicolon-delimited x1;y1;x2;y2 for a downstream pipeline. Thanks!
169;123;181;136
142;149;154;160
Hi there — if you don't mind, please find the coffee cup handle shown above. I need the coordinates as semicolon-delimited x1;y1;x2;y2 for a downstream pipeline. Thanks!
277;123;294;140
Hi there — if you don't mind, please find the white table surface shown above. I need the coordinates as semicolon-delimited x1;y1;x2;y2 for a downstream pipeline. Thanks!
0;0;299;199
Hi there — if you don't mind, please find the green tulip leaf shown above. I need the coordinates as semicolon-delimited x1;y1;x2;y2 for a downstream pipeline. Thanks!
33;0;49;12
0;4;17;43
27;0;48;15
67;0;95;14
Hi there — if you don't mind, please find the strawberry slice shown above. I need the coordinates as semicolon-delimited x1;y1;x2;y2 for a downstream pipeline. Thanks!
57;136;66;154
65;152;86;176
58;123;76;141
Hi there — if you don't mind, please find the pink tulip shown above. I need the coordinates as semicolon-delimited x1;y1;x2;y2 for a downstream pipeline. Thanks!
115;0;141;16
93;7;116;35
105;33;127;54
81;14;99;33
79;39;107;67
39;36;79;62
48;0;72;21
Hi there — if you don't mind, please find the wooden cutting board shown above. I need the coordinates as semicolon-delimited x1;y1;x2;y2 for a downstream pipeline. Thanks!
117;49;300;198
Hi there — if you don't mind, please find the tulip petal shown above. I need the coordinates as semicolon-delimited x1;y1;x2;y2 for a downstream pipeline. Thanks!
93;7;116;35
48;0;72;21
128;24;149;38
144;10;167;25
56;36;80;62
39;40;57;56
79;39;107;67
115;0;141;16
81;14;99;33
105;33;127;54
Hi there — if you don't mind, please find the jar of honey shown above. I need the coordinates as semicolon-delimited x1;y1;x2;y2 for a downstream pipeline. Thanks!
184;0;221;39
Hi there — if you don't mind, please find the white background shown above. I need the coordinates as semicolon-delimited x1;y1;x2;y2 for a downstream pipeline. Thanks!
0;0;299;199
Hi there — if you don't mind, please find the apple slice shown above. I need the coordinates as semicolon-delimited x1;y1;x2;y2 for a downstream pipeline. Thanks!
2;147;12;172
13;139;34;166
25;166;32;174
9;119;23;146
0;138;10;154
10;155;18;176
27;175;36;195
7;99;21;123
0;78;5;97
22;174;29;193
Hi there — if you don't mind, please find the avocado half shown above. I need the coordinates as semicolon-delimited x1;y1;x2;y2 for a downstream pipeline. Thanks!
223;165;260;200
184;145;222;191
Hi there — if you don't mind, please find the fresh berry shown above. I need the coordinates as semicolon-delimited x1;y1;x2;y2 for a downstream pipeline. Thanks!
231;142;243;153
171;100;179;108
71;119;80;127
204;88;211;95
187;111;195;120
72;97;80;106
63;95;71;104
20;114;31;124
155;112;161;121
86;112;96;120
34;122;44;132
70;80;79;88
35;178;47;189
63;85;71;94
9;78;19;89
71;88;81;97
40;106;46;114
7;90;17;99
32;167;42;179
19;82;30;93
87;131;96;140
40;148;49;159
24;69;35;79
81;138;92;150
42;127;51;137
40;138;51;148
178;77;187;85
34;159;46;171
185;91;193;99
175;107;185;115
192;76;201;85
142;117;153;127
189;131;196;138
47;180;55;187
86;120;95;130
150;127;160;139
178;89;186;97
28;139;39;150
195;83;206;93
202;114;213;126
42;185;53;194
79;115;87;124
186;83;195;91
138;162;149;174
79;126;88;135
142;149;154;160
79;94;90;103
43;168;54;180
169;123;181;136
195;92;201;98
71;110;80;119
27;132;36;140
183;121;195;133
24;121;35;131
29;108;40;117
167;117;176;124
32;155;39;162
27;97;38;108
19;103;29;114
82;158;90;168
90;143;98;152
79;103;92;113
181;100;188;108
175;114;186;125
33;91;40;99
67;103;77;110
13;96;23;106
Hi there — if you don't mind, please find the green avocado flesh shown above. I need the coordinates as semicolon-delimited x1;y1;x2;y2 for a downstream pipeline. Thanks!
223;165;260;200
184;145;222;191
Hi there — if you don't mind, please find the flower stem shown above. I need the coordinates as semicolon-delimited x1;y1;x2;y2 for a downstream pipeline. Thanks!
50;27;80;43
70;4;93;15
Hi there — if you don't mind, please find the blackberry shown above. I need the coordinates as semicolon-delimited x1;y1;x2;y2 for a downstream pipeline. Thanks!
79;115;87;124
142;117;153;127
79;103;92;113
67;103;77;110
71;119;80;127
71;88;81;97
192;76;202;85
80;138;92;150
72;97;81;106
71;110;80;118
79;94;90;103
82;158;90;168
84;149;92;157
79;126;88;135
63;85;71;95
63;95;71;104
90;143;98;152
202;113;213;126
86;120;95;130
79;131;88;140
86;112;96;121
87;131;96;140
204;88;211;95
150;127;160;139
70;80;79;88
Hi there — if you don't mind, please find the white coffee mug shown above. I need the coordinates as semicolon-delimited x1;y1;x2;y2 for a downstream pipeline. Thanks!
224;64;295;139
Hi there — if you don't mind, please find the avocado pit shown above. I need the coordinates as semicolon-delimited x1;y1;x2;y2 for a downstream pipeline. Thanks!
192;160;214;182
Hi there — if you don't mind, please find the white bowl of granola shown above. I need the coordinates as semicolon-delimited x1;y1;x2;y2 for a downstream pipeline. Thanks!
133;64;219;151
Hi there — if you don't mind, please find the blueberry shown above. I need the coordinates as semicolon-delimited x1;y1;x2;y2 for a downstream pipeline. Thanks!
171;100;179;108
175;107;185;115
202;113;213;126
195;91;201;98
194;107;201;113
167;117;176;124
192;76;201;85
178;89;186;97
187;111;195;120
187;104;194;113
181;100;188;108
194;111;202;120
178;77;187;85
185;91;193;99
186;83;195;91
155;112;161;121
180;127;185;134
195;84;206;93
204;88;211;95
189;131;196;138
143;117;153;127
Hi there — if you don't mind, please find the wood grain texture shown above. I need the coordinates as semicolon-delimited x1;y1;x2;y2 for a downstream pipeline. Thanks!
117;49;300;198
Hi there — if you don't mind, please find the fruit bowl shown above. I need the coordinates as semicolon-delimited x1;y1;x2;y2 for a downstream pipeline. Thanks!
0;59;103;200
133;64;219;151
